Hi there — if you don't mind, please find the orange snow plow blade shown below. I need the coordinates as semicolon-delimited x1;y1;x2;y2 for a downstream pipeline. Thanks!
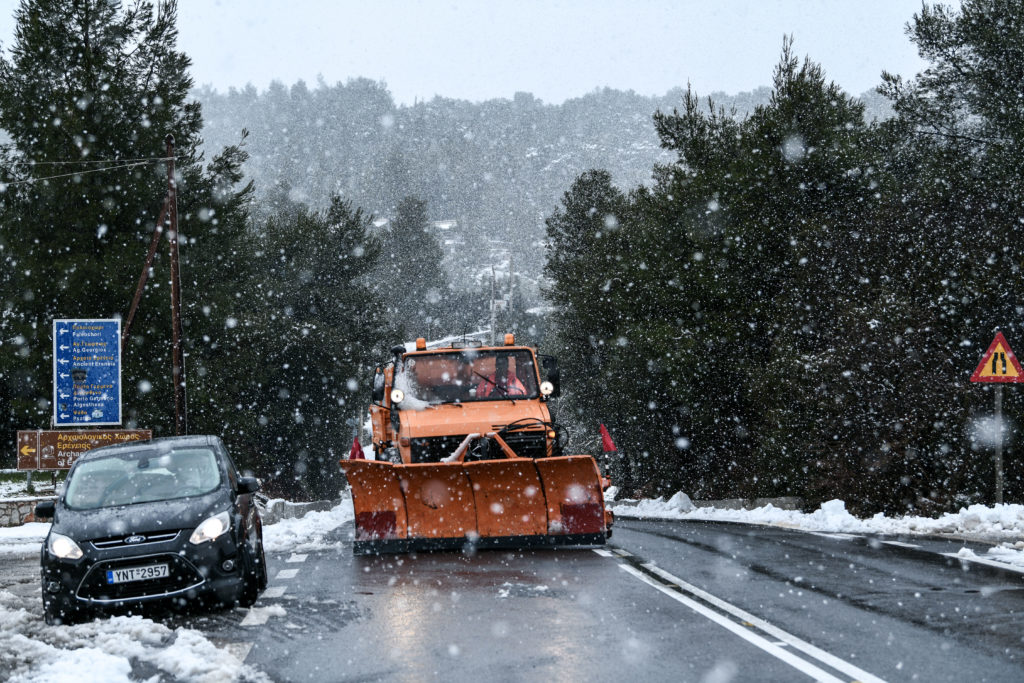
341;455;609;554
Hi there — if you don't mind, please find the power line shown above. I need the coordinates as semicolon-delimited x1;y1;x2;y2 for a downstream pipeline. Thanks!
0;158;171;187
7;156;173;167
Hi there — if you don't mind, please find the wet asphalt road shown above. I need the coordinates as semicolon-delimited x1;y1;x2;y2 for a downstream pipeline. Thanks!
3;519;1023;681
215;520;1024;682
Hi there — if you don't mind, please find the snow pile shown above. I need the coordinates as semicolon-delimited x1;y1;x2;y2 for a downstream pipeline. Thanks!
613;495;1024;568
0;522;49;556
0;590;269;683
261;495;353;553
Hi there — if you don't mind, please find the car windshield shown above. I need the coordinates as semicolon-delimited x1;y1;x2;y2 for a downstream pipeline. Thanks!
63;447;221;510
397;349;539;405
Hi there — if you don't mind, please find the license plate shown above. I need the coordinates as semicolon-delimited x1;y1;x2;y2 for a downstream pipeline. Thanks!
106;563;169;584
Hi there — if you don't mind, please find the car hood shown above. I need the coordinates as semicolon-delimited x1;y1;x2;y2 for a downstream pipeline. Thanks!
52;489;230;541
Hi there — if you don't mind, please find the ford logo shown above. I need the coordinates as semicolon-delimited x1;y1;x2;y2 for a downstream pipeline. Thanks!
124;535;147;545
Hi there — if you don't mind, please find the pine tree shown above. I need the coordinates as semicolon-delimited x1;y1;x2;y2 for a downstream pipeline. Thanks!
0;0;251;456
225;197;392;498
378;196;448;338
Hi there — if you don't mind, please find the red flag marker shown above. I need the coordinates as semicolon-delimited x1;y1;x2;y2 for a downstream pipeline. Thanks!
599;424;617;453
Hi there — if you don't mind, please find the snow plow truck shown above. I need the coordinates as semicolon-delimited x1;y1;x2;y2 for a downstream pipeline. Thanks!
340;334;613;554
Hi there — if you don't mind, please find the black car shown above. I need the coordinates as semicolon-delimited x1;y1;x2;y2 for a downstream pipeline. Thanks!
34;435;266;625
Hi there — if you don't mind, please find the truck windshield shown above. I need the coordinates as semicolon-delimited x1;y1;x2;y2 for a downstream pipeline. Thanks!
399;349;539;404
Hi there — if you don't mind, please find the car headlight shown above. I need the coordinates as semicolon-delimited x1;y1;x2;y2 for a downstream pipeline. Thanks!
189;511;231;545
47;532;83;560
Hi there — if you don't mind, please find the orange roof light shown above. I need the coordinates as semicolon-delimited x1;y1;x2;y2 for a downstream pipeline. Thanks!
504;333;515;346
415;337;427;350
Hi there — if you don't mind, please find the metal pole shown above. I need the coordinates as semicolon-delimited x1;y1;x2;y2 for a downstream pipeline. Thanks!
166;134;186;436
995;384;1004;504
490;266;496;346
122;196;170;344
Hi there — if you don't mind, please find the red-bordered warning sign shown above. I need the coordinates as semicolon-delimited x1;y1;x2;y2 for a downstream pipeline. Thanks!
971;332;1024;383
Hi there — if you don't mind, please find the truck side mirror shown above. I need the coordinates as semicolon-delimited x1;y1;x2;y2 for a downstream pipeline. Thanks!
541;356;561;398
35;499;56;520
372;368;385;403
237;477;260;495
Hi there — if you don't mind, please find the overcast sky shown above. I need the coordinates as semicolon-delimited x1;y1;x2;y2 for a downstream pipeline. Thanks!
0;0;936;105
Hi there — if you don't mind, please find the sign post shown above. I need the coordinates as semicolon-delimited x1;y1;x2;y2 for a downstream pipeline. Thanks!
969;331;1024;504
52;319;121;427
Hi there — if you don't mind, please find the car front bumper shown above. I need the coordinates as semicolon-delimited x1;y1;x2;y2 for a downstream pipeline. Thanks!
41;529;248;615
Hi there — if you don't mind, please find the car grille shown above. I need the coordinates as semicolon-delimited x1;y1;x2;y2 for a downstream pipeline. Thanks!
90;531;181;550
77;553;204;602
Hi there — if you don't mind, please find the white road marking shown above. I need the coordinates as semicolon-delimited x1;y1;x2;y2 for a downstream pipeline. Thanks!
881;540;921;549
240;610;270;626
592;548;615;557
263;586;287;598
276;568;299;580
941;552;1024;575
637;563;888;683
221;641;254;662
286;553;308;563
618;564;849;683
807;532;863;541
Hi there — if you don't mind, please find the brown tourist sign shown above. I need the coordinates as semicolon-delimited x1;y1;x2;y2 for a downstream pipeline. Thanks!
16;429;152;471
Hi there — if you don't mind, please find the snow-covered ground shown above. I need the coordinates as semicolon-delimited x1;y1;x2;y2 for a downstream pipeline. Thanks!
0;496;354;682
611;493;1024;568
2;491;1022;680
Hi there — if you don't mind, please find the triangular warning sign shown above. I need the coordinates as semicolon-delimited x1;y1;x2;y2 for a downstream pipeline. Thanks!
971;332;1024;383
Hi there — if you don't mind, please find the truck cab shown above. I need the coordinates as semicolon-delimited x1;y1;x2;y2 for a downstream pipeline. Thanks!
369;335;562;464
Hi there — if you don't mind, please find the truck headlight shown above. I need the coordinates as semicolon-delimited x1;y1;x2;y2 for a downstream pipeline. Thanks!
48;532;84;560
390;388;405;404
189;511;231;545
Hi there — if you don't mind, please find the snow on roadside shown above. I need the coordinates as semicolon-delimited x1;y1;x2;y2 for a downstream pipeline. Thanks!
261;494;353;553
0;496;354;681
0;521;49;556
0;590;269;683
612;496;1024;569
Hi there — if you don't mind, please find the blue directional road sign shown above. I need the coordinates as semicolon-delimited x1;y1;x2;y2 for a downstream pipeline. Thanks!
53;319;122;426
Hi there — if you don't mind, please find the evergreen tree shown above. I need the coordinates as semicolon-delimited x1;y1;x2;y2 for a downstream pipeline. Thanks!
223;197;391;498
0;0;251;458
378;196;449;338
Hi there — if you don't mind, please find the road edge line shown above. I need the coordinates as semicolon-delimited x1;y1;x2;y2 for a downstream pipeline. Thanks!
641;563;887;683
617;564;847;683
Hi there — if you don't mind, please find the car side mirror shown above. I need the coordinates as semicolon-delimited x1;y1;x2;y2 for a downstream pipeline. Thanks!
35;499;56;520
237;477;260;495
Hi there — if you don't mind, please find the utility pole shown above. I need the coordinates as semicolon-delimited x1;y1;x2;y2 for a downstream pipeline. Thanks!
122;136;188;435
489;266;496;346
166;134;186;436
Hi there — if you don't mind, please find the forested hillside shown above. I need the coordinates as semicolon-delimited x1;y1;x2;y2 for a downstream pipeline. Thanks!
197;82;889;289
3;0;1017;514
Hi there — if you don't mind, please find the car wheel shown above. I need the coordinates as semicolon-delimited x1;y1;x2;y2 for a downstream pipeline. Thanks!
256;537;268;591
237;542;263;608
